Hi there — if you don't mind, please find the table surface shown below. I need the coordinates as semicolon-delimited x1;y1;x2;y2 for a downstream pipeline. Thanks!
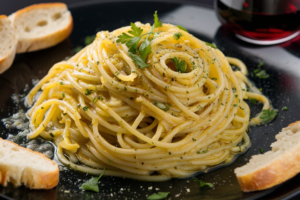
0;0;300;200
0;0;213;15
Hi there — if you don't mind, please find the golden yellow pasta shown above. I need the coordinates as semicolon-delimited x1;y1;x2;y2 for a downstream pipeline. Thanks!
26;13;274;181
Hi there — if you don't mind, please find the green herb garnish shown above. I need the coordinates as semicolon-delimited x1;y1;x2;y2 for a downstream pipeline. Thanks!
153;101;171;111
83;106;89;111
147;192;170;200
85;35;96;45
249;98;257;104
282;106;288;111
205;42;217;49
173;32;183;40
73;46;83;53
60;82;63;85
50;132;54;137
194;179;214;188
255;70;269;79
176;25;188;32
259;148;264;153
171;57;187;73
117;11;162;68
80;169;105;192
258;61;264;67
259;109;278;123
85;89;92;96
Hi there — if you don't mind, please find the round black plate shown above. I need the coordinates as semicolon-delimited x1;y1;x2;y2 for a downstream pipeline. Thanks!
1;1;300;200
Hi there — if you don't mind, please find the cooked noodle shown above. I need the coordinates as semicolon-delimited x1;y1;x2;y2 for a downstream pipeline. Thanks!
26;22;272;181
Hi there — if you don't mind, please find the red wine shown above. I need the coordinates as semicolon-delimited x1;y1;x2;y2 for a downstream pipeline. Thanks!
216;0;300;41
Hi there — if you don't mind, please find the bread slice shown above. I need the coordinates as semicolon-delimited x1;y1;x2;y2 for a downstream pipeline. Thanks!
0;15;18;74
0;138;59;189
9;3;73;53
234;121;300;192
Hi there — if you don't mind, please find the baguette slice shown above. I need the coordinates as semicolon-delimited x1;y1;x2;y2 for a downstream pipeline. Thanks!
0;15;18;74
235;121;300;192
9;3;73;53
0;138;59;189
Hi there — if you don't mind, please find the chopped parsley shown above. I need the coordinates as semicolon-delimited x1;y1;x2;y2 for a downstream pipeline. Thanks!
194;179;214;188
259;109;278;123
50;132;54;137
153;101;171;111
205;42;217;49
258;61;264;67
85;89;92;96
211;77;217;80
249;98;257;104
83;106;89;111
259;148;264;153
173;32;183;40
171;57;187;73
81;169;105;192
147;192;170;200
62;93;65;98
255;70;269;79
73;46;83;53
176;25;188;32
85;35;96;45
60;82;63;85
282;106;288;111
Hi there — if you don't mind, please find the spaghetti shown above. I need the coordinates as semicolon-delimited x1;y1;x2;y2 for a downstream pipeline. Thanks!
26;18;273;181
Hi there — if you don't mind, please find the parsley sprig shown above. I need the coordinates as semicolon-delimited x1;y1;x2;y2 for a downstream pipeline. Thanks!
171;57;187;73
117;11;162;68
205;42;217;49
259;109;278;123
80;169;105;192
255;70;269;79
194;179;214;188
147;192;170;200
177;25;188;32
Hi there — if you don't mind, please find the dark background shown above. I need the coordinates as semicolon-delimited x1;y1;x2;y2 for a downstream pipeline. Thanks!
0;0;214;15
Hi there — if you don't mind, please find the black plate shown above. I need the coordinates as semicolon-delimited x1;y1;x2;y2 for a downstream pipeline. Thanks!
1;1;300;200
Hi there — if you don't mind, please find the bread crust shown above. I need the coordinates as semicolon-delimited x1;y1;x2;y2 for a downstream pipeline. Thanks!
0;15;17;74
16;14;73;53
9;2;73;53
235;121;300;192
0;138;59;189
11;3;67;16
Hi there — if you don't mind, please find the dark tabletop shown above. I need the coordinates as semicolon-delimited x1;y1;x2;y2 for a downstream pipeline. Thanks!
0;0;213;16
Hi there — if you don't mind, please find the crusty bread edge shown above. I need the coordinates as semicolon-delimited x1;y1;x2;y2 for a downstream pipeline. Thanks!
0;138;59;189
235;121;300;192
10;2;67;16
0;15;17;74
9;3;73;53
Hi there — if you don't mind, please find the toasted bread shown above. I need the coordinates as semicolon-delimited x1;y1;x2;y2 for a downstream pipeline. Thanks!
234;121;300;192
0;138;59;189
9;3;73;53
0;15;18;74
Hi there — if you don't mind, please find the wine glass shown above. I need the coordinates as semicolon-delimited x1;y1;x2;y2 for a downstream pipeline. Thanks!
215;0;300;45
